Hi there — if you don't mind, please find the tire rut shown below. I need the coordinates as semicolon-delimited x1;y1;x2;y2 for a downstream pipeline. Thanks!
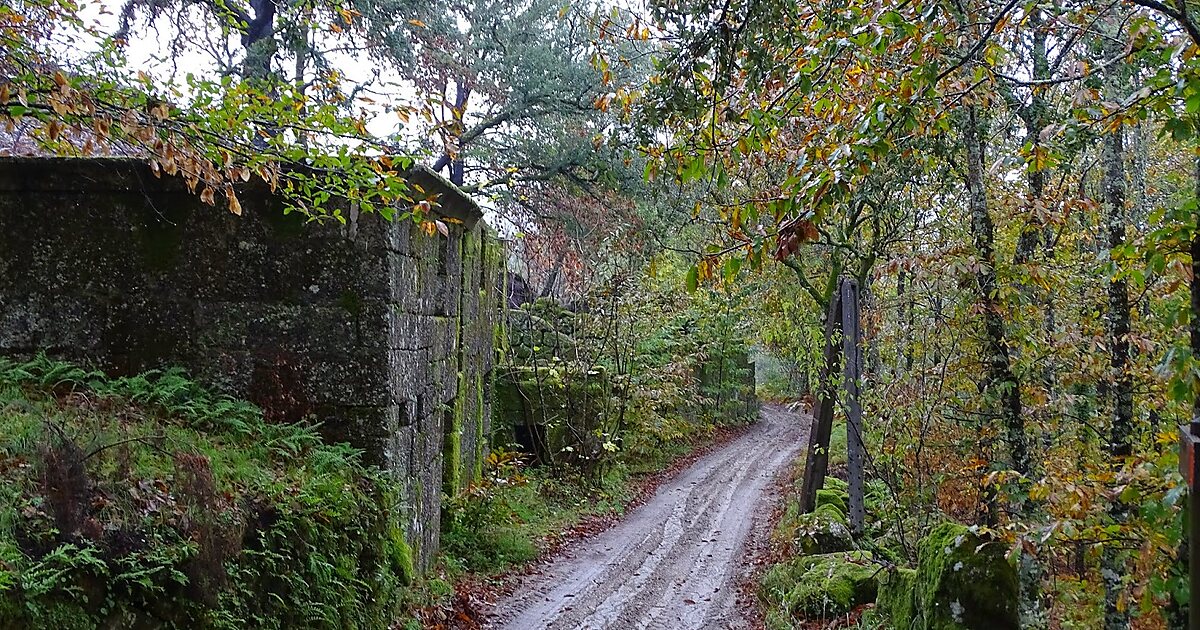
486;404;807;630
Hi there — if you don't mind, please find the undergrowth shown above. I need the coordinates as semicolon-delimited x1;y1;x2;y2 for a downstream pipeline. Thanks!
438;413;754;578
0;355;413;629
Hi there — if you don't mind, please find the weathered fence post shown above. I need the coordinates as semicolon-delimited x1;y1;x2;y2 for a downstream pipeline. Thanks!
800;291;843;514
1179;422;1200;629
841;277;865;536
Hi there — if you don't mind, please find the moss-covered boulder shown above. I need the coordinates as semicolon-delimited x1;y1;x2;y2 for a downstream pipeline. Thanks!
789;503;854;555
760;551;878;619
877;522;1018;630
877;566;918;628
815;488;848;514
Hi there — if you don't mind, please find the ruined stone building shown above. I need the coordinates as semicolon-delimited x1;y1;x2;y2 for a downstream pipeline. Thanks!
0;158;504;566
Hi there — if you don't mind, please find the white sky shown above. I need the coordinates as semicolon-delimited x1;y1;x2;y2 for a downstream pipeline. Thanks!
72;0;424;142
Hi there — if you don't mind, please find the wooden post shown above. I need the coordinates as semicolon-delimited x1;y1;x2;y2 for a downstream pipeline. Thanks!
800;291;843;514
1180;423;1200;629
841;278;865;536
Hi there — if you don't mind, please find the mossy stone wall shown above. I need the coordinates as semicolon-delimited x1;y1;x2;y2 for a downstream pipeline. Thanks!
0;157;505;569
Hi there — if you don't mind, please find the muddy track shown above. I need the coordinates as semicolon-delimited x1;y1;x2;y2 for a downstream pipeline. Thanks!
485;404;807;630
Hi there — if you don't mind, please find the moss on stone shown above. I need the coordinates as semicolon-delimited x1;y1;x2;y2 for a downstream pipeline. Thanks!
388;526;415;586
260;201;309;238
815;488;848;515
444;373;467;495
491;365;611;466
134;203;188;271
911;522;1019;630
338;289;363;316
760;551;878;619
137;228;184;271
444;428;462;495
877;566;917;629
474;371;485;482
781;502;853;556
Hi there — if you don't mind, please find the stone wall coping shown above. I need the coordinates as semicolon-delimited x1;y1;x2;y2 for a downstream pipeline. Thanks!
0;157;481;227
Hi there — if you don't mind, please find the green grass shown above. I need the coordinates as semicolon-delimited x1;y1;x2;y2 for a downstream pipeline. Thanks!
440;460;636;574
438;415;746;577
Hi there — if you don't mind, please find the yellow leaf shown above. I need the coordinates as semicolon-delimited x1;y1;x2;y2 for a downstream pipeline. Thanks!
228;191;243;215
407;18;426;27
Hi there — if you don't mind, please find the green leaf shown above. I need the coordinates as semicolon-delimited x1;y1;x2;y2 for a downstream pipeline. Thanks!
1186;93;1200;114
723;256;742;285
1149;252;1167;275
685;265;699;293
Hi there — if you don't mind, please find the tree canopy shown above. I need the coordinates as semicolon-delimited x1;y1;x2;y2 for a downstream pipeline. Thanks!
8;0;1200;624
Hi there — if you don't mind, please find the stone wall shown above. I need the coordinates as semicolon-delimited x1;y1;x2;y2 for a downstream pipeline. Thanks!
0;157;504;567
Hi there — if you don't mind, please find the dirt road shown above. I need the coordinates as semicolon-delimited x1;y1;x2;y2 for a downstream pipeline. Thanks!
486;404;807;630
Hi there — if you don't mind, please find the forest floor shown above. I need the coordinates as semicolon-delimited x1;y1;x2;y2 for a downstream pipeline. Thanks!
482;404;807;629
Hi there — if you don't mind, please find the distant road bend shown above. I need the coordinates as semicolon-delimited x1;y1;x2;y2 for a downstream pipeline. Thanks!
486;404;807;630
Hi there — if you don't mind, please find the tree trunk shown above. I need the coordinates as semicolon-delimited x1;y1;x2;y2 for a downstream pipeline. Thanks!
240;0;277;80
897;268;914;372
1013;10;1049;266
433;82;472;184
1101;26;1133;628
964;104;1029;478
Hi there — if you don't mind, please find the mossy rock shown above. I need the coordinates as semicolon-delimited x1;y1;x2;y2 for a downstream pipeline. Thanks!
912;523;1019;630
877;566;918;629
815;488;848;514
760;551;878;619
792;503;854;555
